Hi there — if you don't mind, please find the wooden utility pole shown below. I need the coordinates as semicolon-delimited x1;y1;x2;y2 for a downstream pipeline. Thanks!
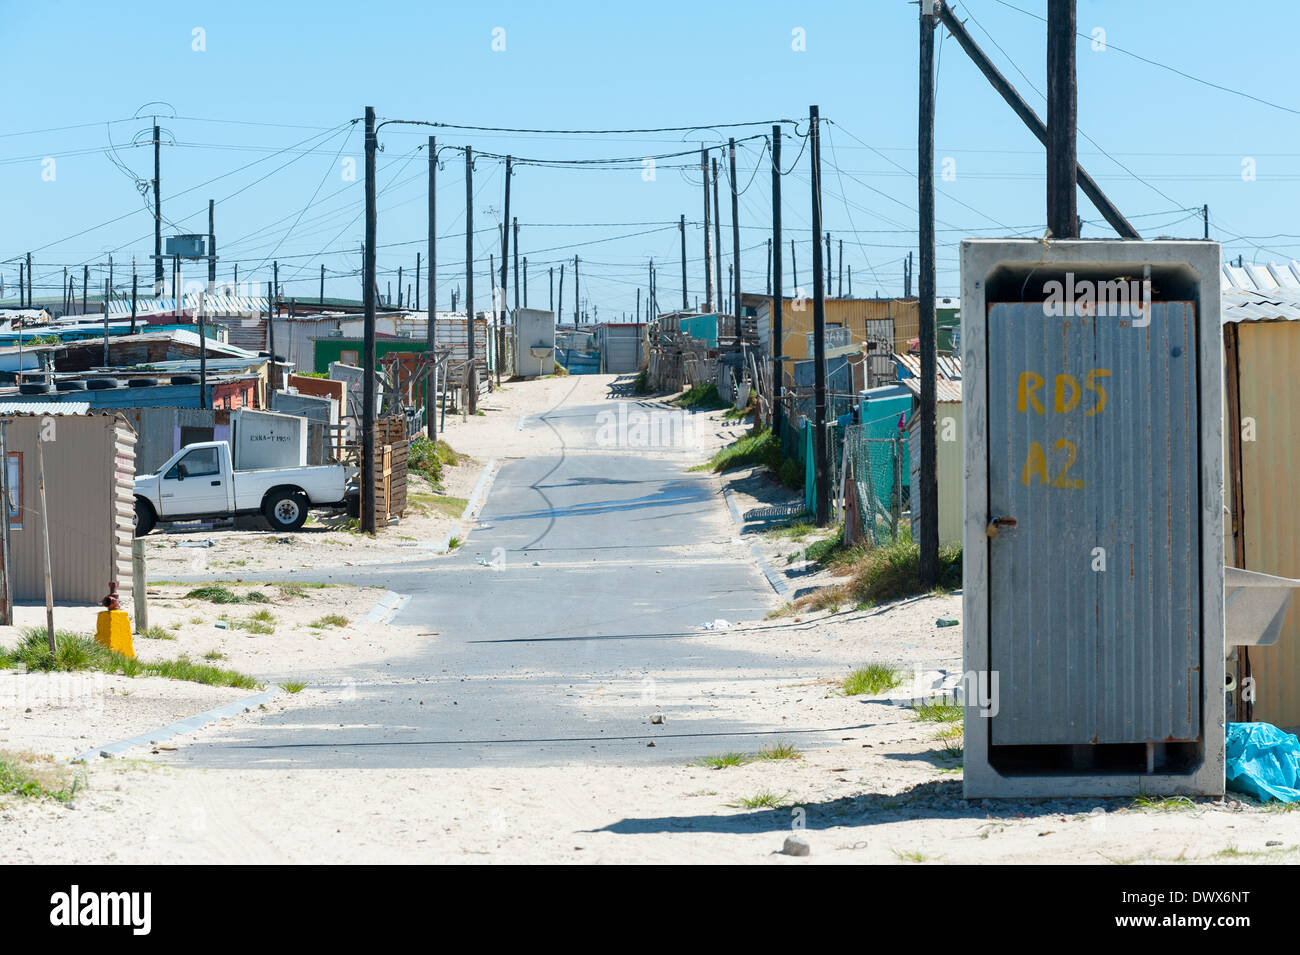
557;263;565;324
81;265;87;315
766;239;772;295
918;8;939;587
824;233;832;293
837;239;843;298
679;214;688;309
809;104;829;527
0;420;12;626
1046;0;1078;238
573;256;580;324
791;239;798;290
321;264;326;305
523;257;528;307
153;124;163;294
512;218;520;310
701;147;714;311
415;253;421;311
361;105;379;533
397;267;403;307
729;138;742;334
208;199;217;289
933;1;1137;238
427;135;437;440
102;279;110;368
771;125;784;437
36;432;54;654
549;267;554;313
266;281;276;392
499;157;512;383
130;270;138;334
712;158;722;318
198;282;208;409
465;146;477;415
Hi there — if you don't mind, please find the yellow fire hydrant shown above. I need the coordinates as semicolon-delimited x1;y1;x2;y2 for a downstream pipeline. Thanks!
95;582;135;658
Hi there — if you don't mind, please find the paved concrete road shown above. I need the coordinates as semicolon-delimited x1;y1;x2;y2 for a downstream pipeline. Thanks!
170;394;841;770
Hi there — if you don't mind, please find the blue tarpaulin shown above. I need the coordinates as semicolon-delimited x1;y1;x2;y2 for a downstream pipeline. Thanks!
1225;722;1300;803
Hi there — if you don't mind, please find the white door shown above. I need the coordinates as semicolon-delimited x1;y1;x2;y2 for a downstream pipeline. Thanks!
159;446;228;517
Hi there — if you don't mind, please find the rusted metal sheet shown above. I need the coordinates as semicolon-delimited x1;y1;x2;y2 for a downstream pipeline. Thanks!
987;302;1200;745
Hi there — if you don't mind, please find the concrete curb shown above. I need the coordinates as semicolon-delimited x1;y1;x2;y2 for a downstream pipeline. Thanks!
72;686;281;763
462;457;498;522
720;482;793;600
362;590;410;624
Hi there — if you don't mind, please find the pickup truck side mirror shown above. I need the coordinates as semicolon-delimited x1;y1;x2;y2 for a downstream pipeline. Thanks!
177;463;188;480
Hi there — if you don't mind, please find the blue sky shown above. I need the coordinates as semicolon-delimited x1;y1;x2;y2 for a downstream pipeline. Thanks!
1;0;1296;314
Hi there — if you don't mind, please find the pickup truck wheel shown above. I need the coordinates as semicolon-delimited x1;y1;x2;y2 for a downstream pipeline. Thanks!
264;489;309;531
134;498;155;537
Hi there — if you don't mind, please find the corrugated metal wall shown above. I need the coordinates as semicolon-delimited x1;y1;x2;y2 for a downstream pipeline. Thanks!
4;414;135;605
1235;321;1300;727
909;399;962;545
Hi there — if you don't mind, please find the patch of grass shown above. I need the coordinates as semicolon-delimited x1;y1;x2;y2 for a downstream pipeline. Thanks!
410;492;468;519
764;602;798;619
765;520;814;540
757;741;802;761
913;697;963;723
139;625;176;641
202;649;226;661
1132;794;1196;812
722;403;753;421
0;752;81;803
408;437;463;487
892;849;931;863
934;725;964;759
185;585;268;605
0;630;256;689
310;614;349;629
694;428;803;490
219;614;274;635
552;360;570;376
694;752;751;769
841;662;904;696
275;582;331;599
448;536;462;550
279;681;306;694
730;790;792;809
675;382;727;410
803;532;961;609
633;368;651;395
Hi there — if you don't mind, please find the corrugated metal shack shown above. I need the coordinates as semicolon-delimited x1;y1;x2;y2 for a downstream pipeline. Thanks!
0;410;135;605
1222;262;1300;727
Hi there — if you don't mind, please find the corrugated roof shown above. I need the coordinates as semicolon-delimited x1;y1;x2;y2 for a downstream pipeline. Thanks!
106;294;269;319
894;352;962;380
0;401;91;415
1222;288;1300;324
900;376;962;402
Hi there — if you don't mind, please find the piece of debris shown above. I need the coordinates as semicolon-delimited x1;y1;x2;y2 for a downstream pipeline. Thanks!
646;740;656;747
215;621;229;629
700;619;731;631
177;539;216;548
649;714;666;725
783;835;811;857
1267;840;1283;846
936;617;959;628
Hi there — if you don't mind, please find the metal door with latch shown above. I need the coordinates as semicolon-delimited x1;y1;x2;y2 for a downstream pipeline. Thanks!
986;301;1201;746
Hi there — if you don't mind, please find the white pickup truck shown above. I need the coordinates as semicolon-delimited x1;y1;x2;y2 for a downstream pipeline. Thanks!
133;441;352;536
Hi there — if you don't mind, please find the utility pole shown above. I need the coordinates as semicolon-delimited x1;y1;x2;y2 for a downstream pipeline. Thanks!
809;105;829;527
0;420;11;627
729;137;741;334
549;267;554;313
523;257;528;307
415;253;421;311
679;213;688;310
130;271;138;335
771;125;784;436
791;239;798;291
712;157;722;318
197;281;207;410
825;232;832;293
573;255;580;325
465;145;477;415
153;124;163;295
512;218;520;310
208;199;217;290
766;239;772;295
918;10;939;587
397;266;403;307
361;105;378;533
1046;0;1078;238
702;148;714;311
102;279;110;368
81;265;87;315
18;262;24;309
36;431;54;653
837;238;843;298
25;252;31;308
427;135;437;440
499;157;512;384
267;280;276;391
321;264;326;305
1203;203;1210;239
557;263;565;324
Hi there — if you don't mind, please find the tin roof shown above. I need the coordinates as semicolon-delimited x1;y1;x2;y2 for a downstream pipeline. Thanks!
0;400;90;415
106;294;269;319
893;352;962;380
900;376;962;402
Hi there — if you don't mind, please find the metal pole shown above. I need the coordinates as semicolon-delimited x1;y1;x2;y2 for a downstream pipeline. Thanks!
0;420;11;626
712;157;722;317
680;213;688;310
702;147;713;311
809;105;829;527
427;135;437;439
153;124;163;294
918;9;940;586
132;538;148;634
729;137;742;335
361;105;378;533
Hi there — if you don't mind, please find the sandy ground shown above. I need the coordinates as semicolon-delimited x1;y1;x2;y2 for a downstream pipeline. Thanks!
5;376;1293;864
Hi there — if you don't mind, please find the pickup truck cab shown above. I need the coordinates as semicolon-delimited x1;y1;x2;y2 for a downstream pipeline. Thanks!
134;441;351;536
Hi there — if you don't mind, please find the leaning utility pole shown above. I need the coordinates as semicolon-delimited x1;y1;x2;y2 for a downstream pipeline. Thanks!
679;214;688;310
729;137;741;334
918;9;939;587
712;158;723;318
809;104;829;527
771;124;784;437
1046;0;1078;238
702;148;714;311
361;106;379;533
465;146;477;415
153;124;163;295
427;135;437;439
